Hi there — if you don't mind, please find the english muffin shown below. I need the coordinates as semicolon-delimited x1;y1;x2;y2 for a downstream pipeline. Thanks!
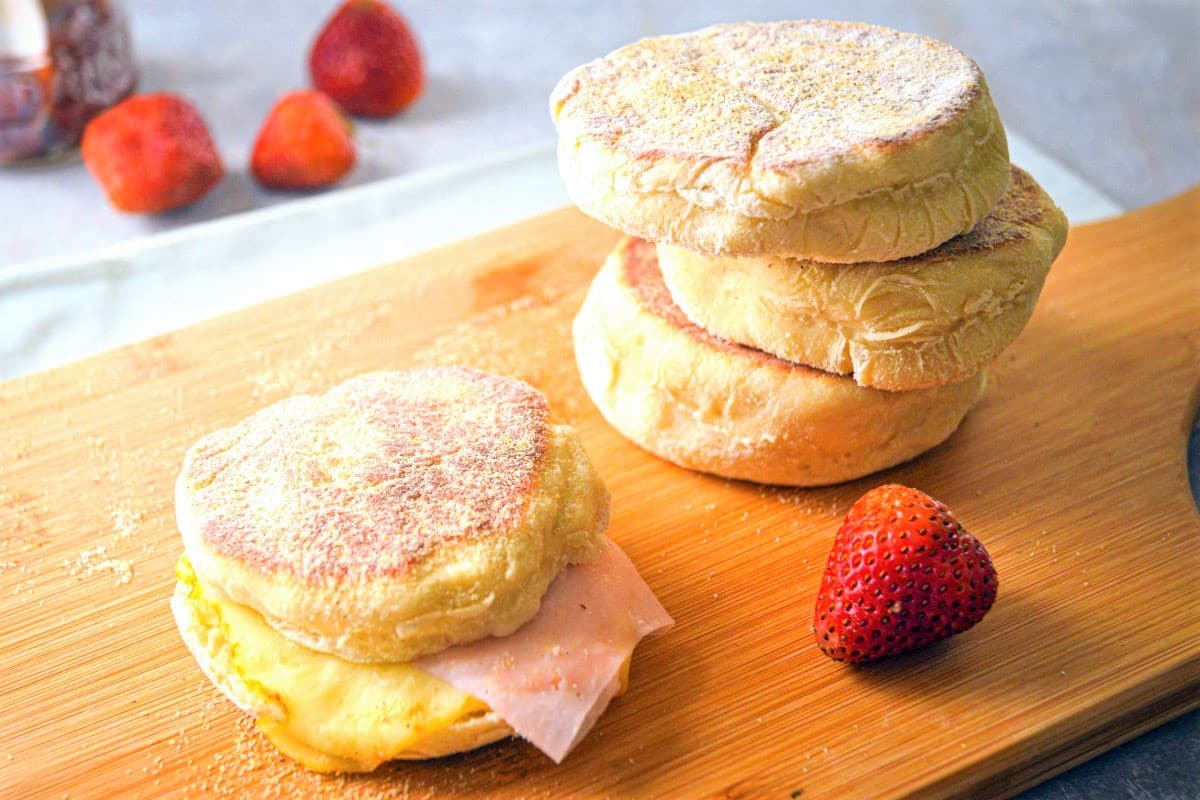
573;239;986;486
657;165;1067;390
552;20;1010;263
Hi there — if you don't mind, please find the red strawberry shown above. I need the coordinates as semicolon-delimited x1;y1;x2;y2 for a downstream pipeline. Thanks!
309;0;423;118
813;484;997;663
81;94;223;213
250;90;356;190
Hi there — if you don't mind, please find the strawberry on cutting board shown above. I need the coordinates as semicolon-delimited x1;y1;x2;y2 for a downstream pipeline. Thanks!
310;0;423;118
813;484;998;664
250;90;356;191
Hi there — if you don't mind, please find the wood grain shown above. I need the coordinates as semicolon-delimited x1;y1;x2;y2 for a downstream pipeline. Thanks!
1;187;1198;800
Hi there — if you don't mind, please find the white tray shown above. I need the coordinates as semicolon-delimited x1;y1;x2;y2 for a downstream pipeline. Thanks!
0;135;1122;380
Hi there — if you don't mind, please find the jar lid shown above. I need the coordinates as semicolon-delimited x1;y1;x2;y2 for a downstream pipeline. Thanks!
0;0;48;61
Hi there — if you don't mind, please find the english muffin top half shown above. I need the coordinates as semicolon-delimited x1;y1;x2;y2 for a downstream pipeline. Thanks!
177;367;609;664
552;20;1010;262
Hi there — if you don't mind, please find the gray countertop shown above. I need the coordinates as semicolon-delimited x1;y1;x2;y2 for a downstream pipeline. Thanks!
3;1;1197;797
3;0;1197;267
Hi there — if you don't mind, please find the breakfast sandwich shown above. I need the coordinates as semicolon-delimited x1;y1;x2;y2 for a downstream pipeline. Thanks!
170;366;672;771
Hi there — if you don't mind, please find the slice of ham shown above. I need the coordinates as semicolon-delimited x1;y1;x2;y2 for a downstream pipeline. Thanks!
415;537;673;762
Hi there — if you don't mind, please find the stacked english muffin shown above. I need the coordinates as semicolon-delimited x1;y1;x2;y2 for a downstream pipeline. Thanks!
552;20;1067;486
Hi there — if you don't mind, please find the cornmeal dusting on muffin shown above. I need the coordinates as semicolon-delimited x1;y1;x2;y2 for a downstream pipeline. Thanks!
553;20;981;167
182;368;549;582
894;167;1049;260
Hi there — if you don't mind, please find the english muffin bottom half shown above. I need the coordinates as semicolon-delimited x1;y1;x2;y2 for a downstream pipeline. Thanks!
552;20;1010;263
172;367;672;771
573;239;986;487
171;556;514;772
657;165;1068;391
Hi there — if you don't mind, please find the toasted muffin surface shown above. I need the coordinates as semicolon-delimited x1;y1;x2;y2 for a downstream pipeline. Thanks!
183;368;550;580
177;367;609;663
552;20;1010;261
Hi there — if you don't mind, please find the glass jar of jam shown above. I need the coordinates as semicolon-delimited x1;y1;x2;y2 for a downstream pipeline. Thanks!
0;0;136;165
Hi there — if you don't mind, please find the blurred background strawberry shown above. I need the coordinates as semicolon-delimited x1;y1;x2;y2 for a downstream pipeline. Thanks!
310;0;423;118
251;90;356;190
81;92;223;212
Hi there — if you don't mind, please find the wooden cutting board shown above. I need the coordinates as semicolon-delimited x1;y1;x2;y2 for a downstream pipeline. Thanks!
1;187;1197;800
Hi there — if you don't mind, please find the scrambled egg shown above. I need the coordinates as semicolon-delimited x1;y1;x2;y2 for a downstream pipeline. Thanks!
176;558;493;772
